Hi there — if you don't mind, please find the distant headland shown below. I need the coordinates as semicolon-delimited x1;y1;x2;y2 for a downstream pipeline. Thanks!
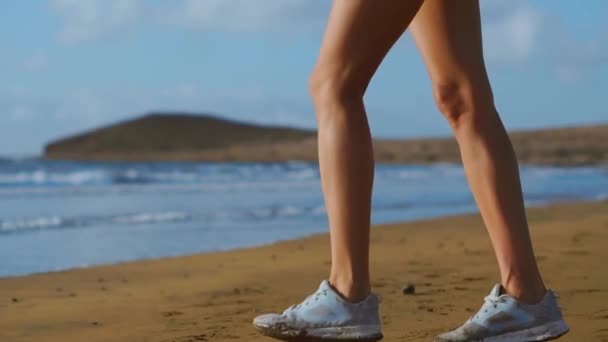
44;113;608;166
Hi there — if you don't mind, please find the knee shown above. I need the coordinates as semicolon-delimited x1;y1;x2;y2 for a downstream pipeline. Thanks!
432;78;494;131
308;63;366;118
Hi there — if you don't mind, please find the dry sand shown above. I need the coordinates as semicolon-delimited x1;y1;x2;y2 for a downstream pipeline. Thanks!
1;201;607;342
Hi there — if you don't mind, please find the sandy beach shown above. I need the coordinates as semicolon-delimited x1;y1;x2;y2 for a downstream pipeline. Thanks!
1;200;607;342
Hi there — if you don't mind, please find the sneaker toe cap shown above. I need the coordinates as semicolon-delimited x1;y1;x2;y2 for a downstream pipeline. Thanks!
253;313;285;328
436;323;489;342
435;326;469;342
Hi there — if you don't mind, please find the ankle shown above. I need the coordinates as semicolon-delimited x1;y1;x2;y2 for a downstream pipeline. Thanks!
328;275;370;303
503;279;547;304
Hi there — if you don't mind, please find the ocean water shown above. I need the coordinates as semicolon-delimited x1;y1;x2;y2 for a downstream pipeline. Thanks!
1;158;607;277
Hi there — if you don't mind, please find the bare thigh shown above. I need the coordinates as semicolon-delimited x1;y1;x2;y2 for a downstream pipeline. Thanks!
410;0;493;100
312;0;423;95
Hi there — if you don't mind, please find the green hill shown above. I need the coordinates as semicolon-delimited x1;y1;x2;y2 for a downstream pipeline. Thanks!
44;113;315;159
44;113;608;165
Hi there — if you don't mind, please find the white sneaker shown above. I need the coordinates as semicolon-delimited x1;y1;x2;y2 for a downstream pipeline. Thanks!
253;280;383;341
436;284;569;342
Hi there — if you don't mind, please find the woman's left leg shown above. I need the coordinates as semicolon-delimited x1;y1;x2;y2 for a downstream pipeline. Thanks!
253;1;423;340
409;1;569;340
410;0;546;304
310;0;423;304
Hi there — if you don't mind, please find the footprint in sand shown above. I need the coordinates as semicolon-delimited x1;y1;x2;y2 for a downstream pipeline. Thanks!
464;248;489;256
161;311;184;317
462;276;486;282
562;250;590;256
595;328;608;342
171;334;208;341
593;308;608;320
567;288;604;295
571;231;593;244
418;305;435;313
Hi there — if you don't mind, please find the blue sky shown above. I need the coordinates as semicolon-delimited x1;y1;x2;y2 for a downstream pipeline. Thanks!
1;0;607;156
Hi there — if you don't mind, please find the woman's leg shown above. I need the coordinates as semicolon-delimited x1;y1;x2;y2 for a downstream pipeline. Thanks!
410;0;546;303
310;0;423;302
411;3;569;340
253;2;423;339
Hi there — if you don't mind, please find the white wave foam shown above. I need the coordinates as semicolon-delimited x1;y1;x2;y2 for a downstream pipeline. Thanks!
521;166;602;178
49;170;107;185
0;170;106;185
0;171;45;184
250;208;273;219
276;206;302;216
112;211;190;224
0;211;192;233
0;216;64;231
287;168;318;180
249;205;307;219
146;171;197;182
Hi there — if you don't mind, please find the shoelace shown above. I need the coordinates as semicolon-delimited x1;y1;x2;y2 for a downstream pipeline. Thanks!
284;289;328;314
471;295;506;321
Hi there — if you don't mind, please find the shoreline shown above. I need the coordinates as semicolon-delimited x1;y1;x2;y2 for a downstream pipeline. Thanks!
0;199;594;280
1;200;607;341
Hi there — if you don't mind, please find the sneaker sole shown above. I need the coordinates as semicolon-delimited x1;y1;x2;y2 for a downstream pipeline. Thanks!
436;319;569;342
483;319;569;342
254;323;383;341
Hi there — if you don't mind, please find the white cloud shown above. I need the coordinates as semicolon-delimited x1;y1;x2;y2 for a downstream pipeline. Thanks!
481;1;608;81
50;0;142;43
482;4;543;64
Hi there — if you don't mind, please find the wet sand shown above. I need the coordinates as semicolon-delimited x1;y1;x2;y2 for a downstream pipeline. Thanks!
1;201;607;341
